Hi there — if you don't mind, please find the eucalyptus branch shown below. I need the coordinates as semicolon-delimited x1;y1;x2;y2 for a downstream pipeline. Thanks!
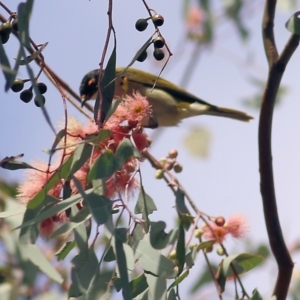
262;0;278;66
259;1;298;299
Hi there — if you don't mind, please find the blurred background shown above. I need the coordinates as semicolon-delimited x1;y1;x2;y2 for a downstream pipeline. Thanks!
1;0;300;299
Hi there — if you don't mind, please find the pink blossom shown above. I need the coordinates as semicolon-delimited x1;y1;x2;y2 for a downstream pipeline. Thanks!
225;214;250;239
17;161;62;205
106;92;151;129
202;214;249;244
202;222;228;244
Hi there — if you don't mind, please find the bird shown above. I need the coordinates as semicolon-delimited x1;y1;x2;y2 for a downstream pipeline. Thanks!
79;67;253;127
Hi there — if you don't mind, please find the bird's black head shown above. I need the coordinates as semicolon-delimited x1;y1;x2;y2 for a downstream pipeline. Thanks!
79;69;99;101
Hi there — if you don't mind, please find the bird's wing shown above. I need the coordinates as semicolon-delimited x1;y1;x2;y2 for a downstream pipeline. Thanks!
119;67;214;107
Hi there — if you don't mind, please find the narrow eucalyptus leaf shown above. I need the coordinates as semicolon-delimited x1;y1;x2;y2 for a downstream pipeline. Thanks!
23;244;63;283
18;0;34;47
285;11;300;34
150;221;178;249
88;150;116;182
56;241;76;261
86;193;112;225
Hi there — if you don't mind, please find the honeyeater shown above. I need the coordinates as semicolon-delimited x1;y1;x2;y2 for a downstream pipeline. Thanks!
79;67;252;127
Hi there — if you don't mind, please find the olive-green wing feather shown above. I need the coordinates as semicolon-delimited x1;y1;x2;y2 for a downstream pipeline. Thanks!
118;67;204;105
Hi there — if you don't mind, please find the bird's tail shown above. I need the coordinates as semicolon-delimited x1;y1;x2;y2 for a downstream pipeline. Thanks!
206;106;253;122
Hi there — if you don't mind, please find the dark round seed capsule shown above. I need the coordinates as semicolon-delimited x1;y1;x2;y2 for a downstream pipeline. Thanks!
12;18;18;31
153;36;165;48
0;22;12;44
0;22;12;36
153;48;165;61
11;79;24;92
135;18;148;32
0;33;10;44
20;89;33;103
137;50;147;62
37;82;47;94
152;14;164;27
34;95;46;107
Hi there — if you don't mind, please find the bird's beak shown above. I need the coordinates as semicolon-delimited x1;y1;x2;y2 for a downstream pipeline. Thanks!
81;94;91;108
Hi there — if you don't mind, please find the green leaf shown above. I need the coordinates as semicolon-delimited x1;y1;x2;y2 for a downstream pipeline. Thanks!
23;244;63;283
85;193;112;225
88;149;116;182
130;274;148;298
222;253;264;276
185;245;198;268
251;289;263;300
48;129;66;153
0;39;13;89
0;160;35;170
150;221;178;250
135;188;157;232
17;190;93;230
115;138;142;169
4;46;22;92
167;288;176;300
129;223;145;248
90;129;112;143
70;247;99;296
86;269;114;300
167;270;189;291
135;237;176;279
217;253;264;292
104;98;122;123
56;241;76;261
19;42;48;65
51;208;91;238
71;205;89;261
175;188;189;215
144;273;167;300
175;188;192;229
18;0;34;48
0;206;26;218
115;229;131;300
286;12;300;34
94;40;116;122
122;37;152;74
134;189;157;215
104;246;116;262
197;240;215;250
176;223;185;275
69;142;93;176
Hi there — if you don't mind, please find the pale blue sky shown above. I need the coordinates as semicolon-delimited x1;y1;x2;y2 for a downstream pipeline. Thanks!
1;0;300;298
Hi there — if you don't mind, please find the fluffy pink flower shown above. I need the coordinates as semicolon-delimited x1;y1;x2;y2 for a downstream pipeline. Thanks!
17;161;62;205
106;92;151;129
202;214;249;244
225;214;250;239
202;222;228;244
